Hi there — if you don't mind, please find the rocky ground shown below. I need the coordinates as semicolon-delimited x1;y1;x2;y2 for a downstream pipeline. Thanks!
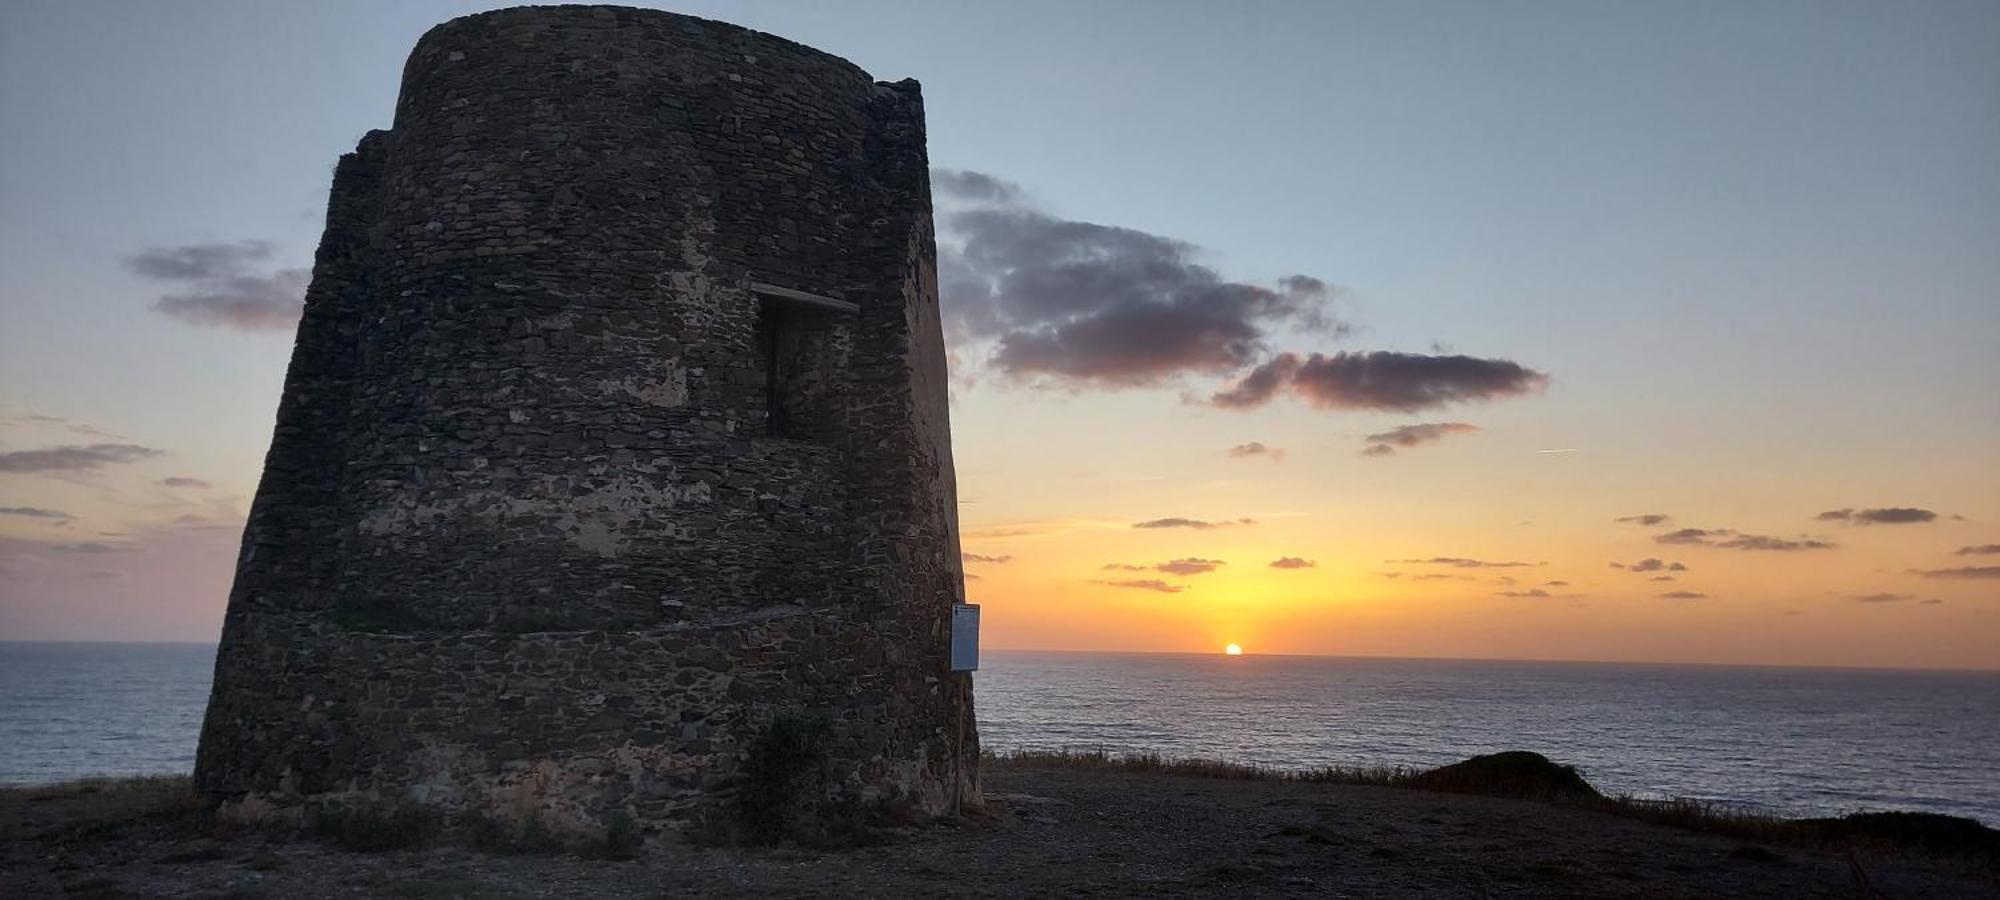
5;763;1997;898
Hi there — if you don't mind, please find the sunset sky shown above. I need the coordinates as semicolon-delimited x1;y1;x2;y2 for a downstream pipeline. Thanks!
2;0;1996;668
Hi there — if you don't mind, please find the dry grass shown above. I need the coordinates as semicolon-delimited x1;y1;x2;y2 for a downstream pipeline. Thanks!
987;748;1992;868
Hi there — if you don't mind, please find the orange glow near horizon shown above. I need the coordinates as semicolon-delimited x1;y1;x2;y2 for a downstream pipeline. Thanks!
1225;643;1244;656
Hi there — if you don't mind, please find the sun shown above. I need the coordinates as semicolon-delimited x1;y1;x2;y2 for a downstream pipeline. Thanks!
1224;643;1244;656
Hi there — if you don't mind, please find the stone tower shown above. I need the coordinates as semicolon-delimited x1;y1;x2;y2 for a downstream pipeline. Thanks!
195;5;976;838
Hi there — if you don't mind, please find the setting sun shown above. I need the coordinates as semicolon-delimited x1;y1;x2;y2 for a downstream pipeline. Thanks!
1224;644;1244;656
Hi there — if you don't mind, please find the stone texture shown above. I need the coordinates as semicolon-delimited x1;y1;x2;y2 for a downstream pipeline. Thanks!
195;4;977;838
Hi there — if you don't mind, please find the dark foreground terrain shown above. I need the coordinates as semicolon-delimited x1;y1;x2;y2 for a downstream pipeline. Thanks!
5;760;1996;898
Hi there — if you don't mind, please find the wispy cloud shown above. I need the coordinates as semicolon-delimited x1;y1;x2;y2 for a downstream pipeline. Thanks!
1912;566;2000;580
1955;544;2000;556
1611;558;1686;573
1494;589;1551;598
0;443;163;473
1226;441;1285;461
1851;593;1910;604
1390;556;1540;568
1360;422;1479;457
1212;351;1547;413
1615;514;1671;527
1816;507;1938;525
1092;578;1187;594
961;552;1014;564
1105;558;1227;576
157;476;213;489
1653;528;1833;551
1131;517;1255;530
0;506;71;520
1269;557;1316;569
126;240;305;331
1658;590;1708;600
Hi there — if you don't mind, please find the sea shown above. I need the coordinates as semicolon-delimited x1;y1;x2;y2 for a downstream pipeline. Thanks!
2;642;1996;824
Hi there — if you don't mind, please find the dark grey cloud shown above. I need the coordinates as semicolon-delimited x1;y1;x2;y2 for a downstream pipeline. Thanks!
126;241;305;331
157;477;213;489
1616;514;1672;527
1212;351;1547;412
0;443;163;473
1092;578;1186;594
1913;566;2000;580
961;552;1014;564
1544;580;1569;587
1652;528;1833;551
1658;590;1708;599
1816;507;1939;525
1226;441;1284;460
1618;558;1685;573
1955;544;2000;556
933;170;1342;386
1391;557;1539;568
1269;557;1316;569
0;506;71;520
1495;589;1551;598
1131;517;1255;530
1360;422;1479;457
125;241;273;280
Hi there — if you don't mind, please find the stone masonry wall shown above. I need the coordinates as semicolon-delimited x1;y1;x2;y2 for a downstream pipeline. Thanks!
196;5;976;840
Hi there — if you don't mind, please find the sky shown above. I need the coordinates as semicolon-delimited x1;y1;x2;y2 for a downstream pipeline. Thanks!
1;0;1996;668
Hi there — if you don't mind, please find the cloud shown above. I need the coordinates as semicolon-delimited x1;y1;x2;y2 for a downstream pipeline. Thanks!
1658;590;1707;599
1816;507;1939;525
125;240;273;280
1624;558;1672;573
1226;441;1285;461
49;542;136;554
126;241;305;331
1360;422;1480;457
1616;514;1672;526
1212;351;1547;412
961;552;1014;564
1921;598;1945;605
1391;557;1539;568
1543;580;1569;587
1156;558;1225;576
1913;566;2000;580
0;506;71;520
1955;544;2000;556
1269;557;1316;569
0;443;163;473
1092;578;1186;594
1131;517;1254;530
1494;589;1551;598
1852;593;1909;604
157;477;213;489
1106;558;1227;576
1652;528;1833;551
1715;535;1835;551
1649;575;1677;582
932;170;1343;387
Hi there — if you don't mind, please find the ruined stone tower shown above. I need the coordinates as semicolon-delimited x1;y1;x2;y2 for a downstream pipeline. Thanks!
195;5;976;837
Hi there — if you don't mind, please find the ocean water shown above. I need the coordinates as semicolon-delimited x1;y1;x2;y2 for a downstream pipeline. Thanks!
2;643;1995;823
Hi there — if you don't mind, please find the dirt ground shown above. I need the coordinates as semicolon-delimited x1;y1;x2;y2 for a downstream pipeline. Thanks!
5;765;1995;898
